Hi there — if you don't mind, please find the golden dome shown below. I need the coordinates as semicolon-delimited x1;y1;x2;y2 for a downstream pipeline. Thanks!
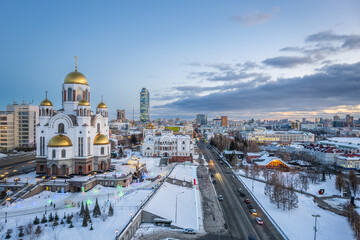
48;135;72;147
64;71;88;85
78;99;90;106
94;133;109;145
97;102;107;108
40;98;53;106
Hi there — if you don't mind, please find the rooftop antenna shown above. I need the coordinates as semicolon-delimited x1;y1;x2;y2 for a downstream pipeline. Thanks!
132;106;134;126
74;56;78;72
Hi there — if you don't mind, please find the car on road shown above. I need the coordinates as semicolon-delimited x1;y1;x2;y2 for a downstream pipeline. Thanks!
237;188;242;192
210;174;214;178
255;217;263;225
248;236;256;240
238;190;245;197
212;179;217;184
247;204;253;209
218;195;223;201
225;170;231;174
220;161;224;165
183;228;197;234
245;199;250;204
249;208;257;215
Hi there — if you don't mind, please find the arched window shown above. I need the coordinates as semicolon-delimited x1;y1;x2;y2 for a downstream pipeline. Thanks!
79;166;83;175
88;165;91;171
40;165;44;172
52;149;56;158
97;123;100;133
76;88;82;101
58;123;64;134
41;109;44;116
61;149;66;158
80;109;83;116
46;109;49;116
101;147;104;155
85;89;88;101
68;88;73;101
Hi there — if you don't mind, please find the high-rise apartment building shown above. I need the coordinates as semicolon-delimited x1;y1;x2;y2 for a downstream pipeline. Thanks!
140;88;150;123
7;102;39;148
0;102;39;150
117;109;125;122
0;111;15;151
196;114;207;126
221;116;228;127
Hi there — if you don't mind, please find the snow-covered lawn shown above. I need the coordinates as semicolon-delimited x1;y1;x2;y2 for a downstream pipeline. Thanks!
5;171;37;184
144;182;200;231
239;176;355;240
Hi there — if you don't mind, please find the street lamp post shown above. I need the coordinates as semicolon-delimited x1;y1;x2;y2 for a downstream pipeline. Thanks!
115;228;118;240
45;205;47;214
312;214;320;240
175;192;184;223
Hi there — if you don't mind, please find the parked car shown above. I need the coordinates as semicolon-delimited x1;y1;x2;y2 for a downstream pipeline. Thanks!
183;228;197;234
237;188;242;192
247;204;253;209
239;191;245;197
248;236;256;240
226;170;231;174
212;179;217;184
220;161;224;165
210;174;214;178
250;209;257;215
255;217;264;225
218;195;223;201
245;199;250;204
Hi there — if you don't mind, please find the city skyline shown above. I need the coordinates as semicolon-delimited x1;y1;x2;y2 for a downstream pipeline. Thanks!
0;1;360;120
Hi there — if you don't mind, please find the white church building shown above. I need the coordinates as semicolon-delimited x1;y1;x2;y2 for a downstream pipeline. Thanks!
141;123;194;163
36;62;111;176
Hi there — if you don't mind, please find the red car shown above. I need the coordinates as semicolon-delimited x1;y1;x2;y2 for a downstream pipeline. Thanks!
245;199;250;204
256;217;263;225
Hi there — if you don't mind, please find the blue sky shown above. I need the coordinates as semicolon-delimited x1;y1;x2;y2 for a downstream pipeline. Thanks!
0;0;360;120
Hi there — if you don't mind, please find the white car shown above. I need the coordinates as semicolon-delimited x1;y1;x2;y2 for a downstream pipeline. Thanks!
183;228;197;234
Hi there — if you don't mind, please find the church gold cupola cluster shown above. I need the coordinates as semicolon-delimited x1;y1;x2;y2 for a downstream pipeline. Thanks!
35;57;111;177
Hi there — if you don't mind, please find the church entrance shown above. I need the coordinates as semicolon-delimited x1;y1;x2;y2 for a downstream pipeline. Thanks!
61;165;67;176
51;165;58;176
100;161;104;171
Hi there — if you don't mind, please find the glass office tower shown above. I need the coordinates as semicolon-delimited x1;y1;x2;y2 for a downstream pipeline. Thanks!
140;88;150;123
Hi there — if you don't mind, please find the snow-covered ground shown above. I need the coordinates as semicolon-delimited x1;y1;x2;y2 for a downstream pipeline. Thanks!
5;171;37;184
0;184;153;240
239;176;355;240
236;169;340;197
170;164;197;182
144;182;201;231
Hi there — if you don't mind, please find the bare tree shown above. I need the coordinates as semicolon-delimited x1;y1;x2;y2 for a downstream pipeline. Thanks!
349;170;358;196
335;171;345;194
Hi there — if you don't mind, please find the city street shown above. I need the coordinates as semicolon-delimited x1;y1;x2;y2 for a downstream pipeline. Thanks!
198;142;285;240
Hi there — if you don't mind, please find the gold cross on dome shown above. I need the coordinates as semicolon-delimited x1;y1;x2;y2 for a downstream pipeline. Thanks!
74;56;78;71
45;91;48;99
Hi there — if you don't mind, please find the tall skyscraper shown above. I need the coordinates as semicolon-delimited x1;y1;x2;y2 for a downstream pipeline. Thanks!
140;88;150;123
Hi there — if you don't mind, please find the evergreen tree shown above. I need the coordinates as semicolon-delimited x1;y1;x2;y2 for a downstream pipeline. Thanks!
5;229;12;239
35;226;42;236
54;212;59;221
80;201;85;217
41;214;47;223
85;204;92;223
93;198;101;218
82;214;88;227
53;220;59;227
60;219;64;225
108;203;114;217
63;212;66;219
48;212;54;222
90;224;93;231
33;216;40;225
66;215;71;224
18;226;24;237
69;221;74;228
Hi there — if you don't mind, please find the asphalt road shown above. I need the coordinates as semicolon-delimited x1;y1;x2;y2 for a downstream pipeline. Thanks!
198;142;285;240
0;160;36;178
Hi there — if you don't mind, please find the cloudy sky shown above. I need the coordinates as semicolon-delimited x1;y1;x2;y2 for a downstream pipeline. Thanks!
0;0;359;120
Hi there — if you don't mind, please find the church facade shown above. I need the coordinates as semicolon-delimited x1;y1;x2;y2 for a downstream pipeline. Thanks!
35;63;111;176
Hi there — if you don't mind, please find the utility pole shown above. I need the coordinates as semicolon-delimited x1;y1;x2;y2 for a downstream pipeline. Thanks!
312;214;320;240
